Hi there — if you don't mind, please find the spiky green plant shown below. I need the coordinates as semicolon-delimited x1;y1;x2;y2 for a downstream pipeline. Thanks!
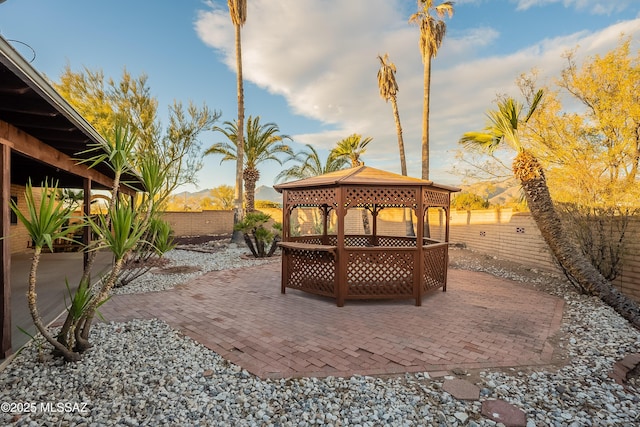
10;180;83;361
234;212;281;257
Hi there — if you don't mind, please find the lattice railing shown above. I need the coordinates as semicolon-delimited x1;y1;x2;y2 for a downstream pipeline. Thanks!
286;249;335;296
377;236;417;247
345;235;372;247
346;249;415;297
291;235;324;245
345;186;417;208
422;243;448;292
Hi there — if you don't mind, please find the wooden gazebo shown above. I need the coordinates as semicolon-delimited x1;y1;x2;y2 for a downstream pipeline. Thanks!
274;165;460;307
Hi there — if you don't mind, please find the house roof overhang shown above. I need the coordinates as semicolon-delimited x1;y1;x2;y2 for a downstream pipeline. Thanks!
0;36;144;193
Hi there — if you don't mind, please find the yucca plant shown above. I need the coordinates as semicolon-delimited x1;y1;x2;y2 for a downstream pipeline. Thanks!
57;277;109;351
10;180;83;361
116;151;175;288
58;120;143;354
69;201;148;351
117;216;175;287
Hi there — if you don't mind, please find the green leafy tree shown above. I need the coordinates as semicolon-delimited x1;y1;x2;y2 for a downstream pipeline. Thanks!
459;91;640;329
210;185;235;210
54;67;220;197
515;39;640;284
451;192;490;210
409;0;454;180
205;116;292;212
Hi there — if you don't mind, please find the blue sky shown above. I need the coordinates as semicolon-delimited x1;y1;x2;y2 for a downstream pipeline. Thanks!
1;0;639;193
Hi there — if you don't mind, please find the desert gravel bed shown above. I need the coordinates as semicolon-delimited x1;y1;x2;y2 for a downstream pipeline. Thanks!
112;244;277;295
1;246;639;426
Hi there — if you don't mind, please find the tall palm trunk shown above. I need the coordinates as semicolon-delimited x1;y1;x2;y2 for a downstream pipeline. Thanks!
232;16;245;244
421;55;432;181
516;151;640;328
243;167;259;213
390;97;415;236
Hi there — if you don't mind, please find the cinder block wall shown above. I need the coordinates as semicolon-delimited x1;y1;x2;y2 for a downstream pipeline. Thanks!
161;210;234;237
449;209;558;271
449;208;640;303
161;206;640;303
614;219;640;302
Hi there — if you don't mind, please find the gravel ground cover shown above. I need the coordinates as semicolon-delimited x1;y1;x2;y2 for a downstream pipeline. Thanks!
1;244;638;426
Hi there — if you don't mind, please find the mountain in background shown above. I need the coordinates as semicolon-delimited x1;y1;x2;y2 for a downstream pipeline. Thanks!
255;185;282;204
172;181;520;209
458;178;522;206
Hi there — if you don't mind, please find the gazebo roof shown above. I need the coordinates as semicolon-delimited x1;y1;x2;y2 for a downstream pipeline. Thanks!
274;165;460;192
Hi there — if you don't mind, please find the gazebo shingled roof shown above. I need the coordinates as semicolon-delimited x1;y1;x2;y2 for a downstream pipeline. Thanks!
274;165;459;192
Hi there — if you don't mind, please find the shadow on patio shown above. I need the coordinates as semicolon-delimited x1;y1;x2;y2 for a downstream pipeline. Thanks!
10;250;113;351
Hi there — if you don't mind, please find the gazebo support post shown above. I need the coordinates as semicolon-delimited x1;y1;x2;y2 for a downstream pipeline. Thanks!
336;188;347;307
280;191;291;294
443;204;451;292
415;189;424;306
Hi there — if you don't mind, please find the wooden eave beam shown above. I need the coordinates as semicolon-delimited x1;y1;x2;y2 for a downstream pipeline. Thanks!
0;119;115;190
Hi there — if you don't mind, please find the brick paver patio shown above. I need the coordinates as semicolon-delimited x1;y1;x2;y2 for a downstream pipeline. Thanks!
99;261;564;379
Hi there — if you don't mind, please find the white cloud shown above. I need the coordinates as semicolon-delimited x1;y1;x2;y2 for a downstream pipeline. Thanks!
195;0;640;185
514;0;633;14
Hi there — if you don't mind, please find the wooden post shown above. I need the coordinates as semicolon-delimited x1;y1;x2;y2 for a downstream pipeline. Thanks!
281;191;289;294
336;187;346;307
1;143;11;357
415;187;424;306
443;197;451;292
83;178;91;270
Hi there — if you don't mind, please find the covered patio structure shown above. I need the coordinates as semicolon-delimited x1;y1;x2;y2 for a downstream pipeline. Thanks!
274;166;459;307
0;36;143;357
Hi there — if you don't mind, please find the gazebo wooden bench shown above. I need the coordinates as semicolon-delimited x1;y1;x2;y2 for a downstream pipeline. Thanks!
274;165;459;307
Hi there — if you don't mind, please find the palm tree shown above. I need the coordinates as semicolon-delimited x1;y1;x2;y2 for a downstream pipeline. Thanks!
409;0;454;180
206;116;292;212
377;53;415;236
459;90;640;329
331;133;372;167
332;134;373;234
276;144;350;182
377;53;407;176
228;0;247;242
